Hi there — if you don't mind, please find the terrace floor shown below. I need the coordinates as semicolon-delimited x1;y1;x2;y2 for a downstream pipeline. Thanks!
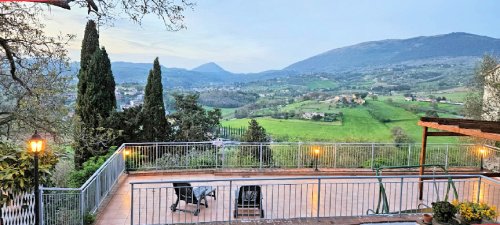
95;172;500;225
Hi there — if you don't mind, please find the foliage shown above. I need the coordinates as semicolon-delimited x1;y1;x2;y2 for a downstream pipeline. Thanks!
170;93;222;141
0;141;58;206
73;119;120;169
103;106;144;145
452;200;497;223
74;20;117;168
68;147;116;187
0;3;72;139
432;201;458;223
153;150;216;169
142;57;169;141
242;119;272;165
199;90;259;108
84;212;96;225
425;110;439;118
391;127;414;147
464;55;499;120
78;47;116;129
51;159;75;187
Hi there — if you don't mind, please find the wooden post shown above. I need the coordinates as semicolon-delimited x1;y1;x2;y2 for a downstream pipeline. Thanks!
418;126;428;200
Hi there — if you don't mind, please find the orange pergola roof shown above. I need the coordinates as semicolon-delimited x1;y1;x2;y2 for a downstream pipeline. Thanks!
418;117;500;141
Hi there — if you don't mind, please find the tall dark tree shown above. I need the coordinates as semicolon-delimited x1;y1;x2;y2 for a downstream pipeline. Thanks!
76;20;99;122
170;93;221;141
81;47;116;128
142;57;168;141
74;21;116;168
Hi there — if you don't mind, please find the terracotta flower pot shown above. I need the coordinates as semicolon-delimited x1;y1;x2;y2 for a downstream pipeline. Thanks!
423;214;433;224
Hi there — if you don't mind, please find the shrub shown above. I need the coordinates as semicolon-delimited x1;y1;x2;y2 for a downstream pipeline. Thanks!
432;201;457;223
68;147;116;187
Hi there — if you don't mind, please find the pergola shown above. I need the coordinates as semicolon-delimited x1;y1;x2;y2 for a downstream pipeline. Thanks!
417;117;500;199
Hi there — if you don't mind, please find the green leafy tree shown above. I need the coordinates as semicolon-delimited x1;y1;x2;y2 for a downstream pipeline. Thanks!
142;57;169;141
391;126;414;147
103;106;143;144
242;119;272;166
464;55;499;120
0;141;58;206
170;93;221;141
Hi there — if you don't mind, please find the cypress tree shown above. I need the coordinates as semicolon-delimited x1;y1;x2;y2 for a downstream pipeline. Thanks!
74;20;117;168
142;57;168;141
76;20;99;122
81;47;116;128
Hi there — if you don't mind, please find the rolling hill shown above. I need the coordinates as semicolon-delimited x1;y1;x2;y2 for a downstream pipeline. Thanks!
285;32;500;73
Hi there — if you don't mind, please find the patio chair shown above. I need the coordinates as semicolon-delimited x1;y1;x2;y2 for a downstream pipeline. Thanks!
234;185;264;218
170;182;216;216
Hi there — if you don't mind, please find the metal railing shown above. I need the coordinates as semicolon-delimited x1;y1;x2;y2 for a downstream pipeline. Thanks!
40;144;126;225
130;175;500;225
37;142;500;225
123;142;500;171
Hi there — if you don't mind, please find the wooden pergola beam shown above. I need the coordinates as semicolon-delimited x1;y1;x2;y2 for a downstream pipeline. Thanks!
427;132;466;137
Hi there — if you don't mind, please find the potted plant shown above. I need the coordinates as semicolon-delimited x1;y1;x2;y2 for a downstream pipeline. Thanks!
432;201;458;224
423;214;433;224
452;200;497;224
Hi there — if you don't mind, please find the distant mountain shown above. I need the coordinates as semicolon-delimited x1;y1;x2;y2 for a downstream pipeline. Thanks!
285;32;500;73
68;32;500;90
192;62;230;74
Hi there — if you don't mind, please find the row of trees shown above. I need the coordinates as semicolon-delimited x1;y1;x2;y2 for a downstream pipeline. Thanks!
73;20;223;168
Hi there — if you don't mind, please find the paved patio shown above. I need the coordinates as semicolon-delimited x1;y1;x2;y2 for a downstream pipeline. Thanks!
95;173;500;225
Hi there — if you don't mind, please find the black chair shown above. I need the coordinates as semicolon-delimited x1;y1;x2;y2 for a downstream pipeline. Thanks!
170;182;216;216
234;185;264;218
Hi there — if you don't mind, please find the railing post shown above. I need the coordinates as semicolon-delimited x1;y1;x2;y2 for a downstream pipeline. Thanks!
297;142;301;168
228;180;233;223
39;188;44;225
96;176;100;211
407;144;411;166
317;178;321;219
399;178;404;215
476;176;482;203
259;143;263;169
80;190;85;225
222;145;226;169
155;143;159;170
334;143;337;169
371;143;375;170
215;145;218;169
445;144;449;169
130;183;134;225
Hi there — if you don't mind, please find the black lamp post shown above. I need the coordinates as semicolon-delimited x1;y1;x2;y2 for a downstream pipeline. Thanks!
314;148;320;172
29;131;44;225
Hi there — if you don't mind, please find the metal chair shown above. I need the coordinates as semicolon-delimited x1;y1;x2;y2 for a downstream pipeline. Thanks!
234;185;264;218
170;182;216;216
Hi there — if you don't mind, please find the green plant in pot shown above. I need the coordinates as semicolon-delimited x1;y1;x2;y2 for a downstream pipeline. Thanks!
432;201;458;224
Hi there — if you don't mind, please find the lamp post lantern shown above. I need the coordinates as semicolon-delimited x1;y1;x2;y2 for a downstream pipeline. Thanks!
29;131;44;225
314;148;320;172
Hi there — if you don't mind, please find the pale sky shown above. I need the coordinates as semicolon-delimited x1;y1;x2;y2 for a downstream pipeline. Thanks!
44;0;500;73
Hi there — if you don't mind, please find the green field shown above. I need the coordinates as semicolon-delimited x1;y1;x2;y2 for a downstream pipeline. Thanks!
222;100;460;143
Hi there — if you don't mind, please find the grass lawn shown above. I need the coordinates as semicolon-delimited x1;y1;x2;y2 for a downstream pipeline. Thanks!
222;100;460;143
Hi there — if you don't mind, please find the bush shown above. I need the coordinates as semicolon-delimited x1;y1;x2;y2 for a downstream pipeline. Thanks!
432;201;457;223
51;160;75;187
68;147;116;187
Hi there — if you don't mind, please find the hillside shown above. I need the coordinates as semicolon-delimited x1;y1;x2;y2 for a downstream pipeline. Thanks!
69;32;500;91
285;32;500;73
